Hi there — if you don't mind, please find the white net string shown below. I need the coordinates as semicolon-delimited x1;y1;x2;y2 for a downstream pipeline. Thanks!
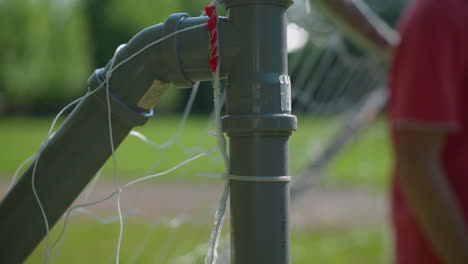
4;20;220;264
1;0;399;263
204;3;230;263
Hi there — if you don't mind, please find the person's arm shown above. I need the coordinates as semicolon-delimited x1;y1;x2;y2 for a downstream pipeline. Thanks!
396;127;468;264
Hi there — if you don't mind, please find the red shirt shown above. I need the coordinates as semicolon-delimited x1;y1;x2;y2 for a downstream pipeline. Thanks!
390;0;468;263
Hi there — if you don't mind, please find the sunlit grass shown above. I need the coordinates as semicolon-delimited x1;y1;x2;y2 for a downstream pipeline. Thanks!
26;219;391;264
0;115;391;188
1;116;393;263
328;119;392;189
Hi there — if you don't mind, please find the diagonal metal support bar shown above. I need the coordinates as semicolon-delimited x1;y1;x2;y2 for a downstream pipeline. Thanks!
0;13;238;264
0;1;297;262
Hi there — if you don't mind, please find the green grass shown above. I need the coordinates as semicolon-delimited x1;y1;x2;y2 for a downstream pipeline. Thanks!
1;116;393;263
292;227;391;264
0;115;391;188
26;219;391;264
328;119;392;189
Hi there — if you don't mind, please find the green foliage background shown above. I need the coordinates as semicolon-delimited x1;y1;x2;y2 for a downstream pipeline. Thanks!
0;0;206;115
0;0;405;116
0;0;91;113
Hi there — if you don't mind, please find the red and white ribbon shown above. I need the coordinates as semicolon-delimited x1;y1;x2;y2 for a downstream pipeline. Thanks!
204;5;219;73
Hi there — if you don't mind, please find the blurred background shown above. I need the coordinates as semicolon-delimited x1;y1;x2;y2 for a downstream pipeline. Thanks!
0;0;405;116
0;0;410;263
0;0;215;115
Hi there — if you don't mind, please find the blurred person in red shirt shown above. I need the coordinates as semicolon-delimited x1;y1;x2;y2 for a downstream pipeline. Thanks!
389;0;468;263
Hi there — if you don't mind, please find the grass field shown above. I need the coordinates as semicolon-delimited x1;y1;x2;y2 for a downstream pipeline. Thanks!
1;115;393;263
0;115;391;188
26;219;391;264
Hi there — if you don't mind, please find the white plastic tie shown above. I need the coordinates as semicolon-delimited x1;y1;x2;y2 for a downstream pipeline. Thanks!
228;174;291;182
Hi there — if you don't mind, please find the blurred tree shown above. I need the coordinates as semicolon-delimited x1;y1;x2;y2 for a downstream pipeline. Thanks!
0;0;210;115
0;0;92;114
83;0;184;68
2;0;327;115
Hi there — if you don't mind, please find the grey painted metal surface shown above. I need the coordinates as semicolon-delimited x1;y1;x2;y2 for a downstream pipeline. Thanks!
0;92;145;264
0;2;296;263
221;0;296;263
0;14;228;264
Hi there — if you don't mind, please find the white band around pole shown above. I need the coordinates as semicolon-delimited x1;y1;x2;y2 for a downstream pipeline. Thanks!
228;174;291;182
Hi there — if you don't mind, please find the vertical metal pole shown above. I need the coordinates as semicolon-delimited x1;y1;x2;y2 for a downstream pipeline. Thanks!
222;1;297;263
